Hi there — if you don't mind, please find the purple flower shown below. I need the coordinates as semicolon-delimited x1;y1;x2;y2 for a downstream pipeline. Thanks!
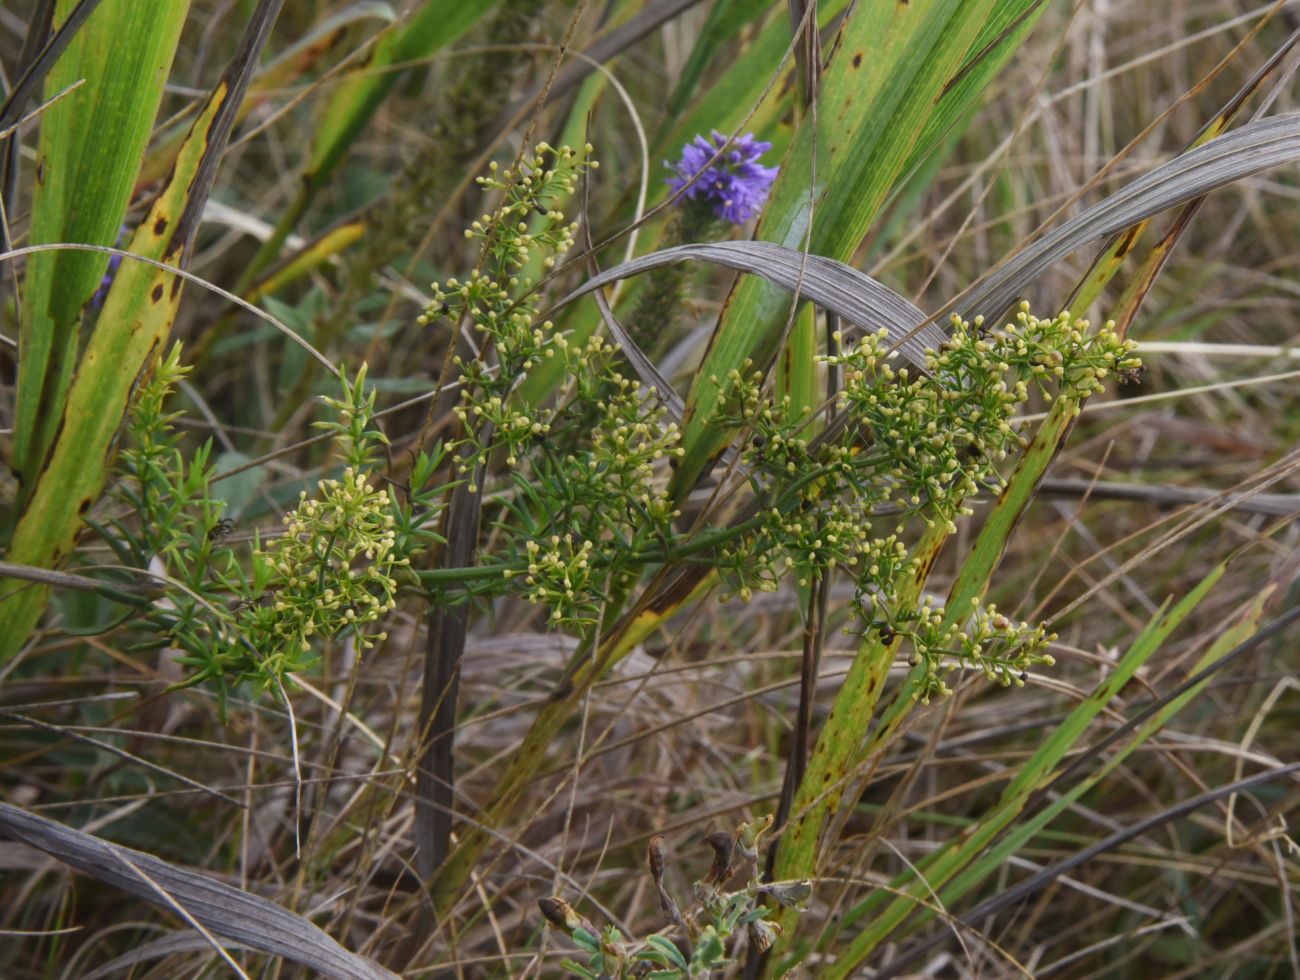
666;130;778;224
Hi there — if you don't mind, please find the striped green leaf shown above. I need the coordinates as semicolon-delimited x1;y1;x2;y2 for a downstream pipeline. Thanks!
11;0;190;503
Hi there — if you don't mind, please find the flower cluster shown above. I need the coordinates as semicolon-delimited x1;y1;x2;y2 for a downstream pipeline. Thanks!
507;534;599;627
232;467;404;684
489;335;683;627
465;142;588;270
421;144;593;479
860;594;1055;703
826;307;1140;533
706;306;1138;699
666;130;778;224
113;355;416;708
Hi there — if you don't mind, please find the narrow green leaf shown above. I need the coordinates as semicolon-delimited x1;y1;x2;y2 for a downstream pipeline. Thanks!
930;580;1272;920
242;0;498;284
12;0;190;499
825;563;1227;974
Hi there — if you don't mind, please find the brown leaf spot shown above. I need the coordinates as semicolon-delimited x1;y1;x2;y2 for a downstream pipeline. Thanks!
153;216;168;236
150;284;164;303
852;52;863;68
1114;225;1142;259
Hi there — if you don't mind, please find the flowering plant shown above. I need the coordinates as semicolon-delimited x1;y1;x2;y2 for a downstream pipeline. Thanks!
666;130;779;224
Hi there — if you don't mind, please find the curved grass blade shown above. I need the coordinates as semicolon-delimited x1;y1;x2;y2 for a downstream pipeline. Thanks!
0;803;398;980
955;111;1300;322
558;240;949;368
0;0;287;664
1066;19;1300;316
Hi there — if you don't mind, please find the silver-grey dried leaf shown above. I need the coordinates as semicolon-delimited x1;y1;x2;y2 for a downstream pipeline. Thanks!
0;803;397;980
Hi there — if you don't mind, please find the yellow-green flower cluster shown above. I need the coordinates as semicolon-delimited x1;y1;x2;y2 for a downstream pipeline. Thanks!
506;533;599;627
712;306;1135;699
825;306;1140;532
466;142;589;271
420;145;593;479
237;467;405;682
493;336;683;627
878;597;1056;703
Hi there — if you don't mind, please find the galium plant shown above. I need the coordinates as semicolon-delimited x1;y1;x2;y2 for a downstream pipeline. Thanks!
3;5;1295;979
87;137;1143;972
114;139;1139;803
112;355;444;710
710;308;1138;701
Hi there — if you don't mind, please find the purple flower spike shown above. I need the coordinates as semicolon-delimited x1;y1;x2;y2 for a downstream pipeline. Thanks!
666;130;778;224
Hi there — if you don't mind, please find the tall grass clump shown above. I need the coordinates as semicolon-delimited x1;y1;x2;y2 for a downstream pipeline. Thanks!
1;2;1298;978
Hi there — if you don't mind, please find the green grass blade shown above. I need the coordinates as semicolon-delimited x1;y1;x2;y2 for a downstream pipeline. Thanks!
929;579;1273;920
11;0;190;502
665;0;775;117
826;562;1227;973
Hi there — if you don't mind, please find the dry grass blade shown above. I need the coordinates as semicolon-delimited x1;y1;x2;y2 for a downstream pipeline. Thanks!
956;111;1300;321
559;240;950;372
0;803;398;980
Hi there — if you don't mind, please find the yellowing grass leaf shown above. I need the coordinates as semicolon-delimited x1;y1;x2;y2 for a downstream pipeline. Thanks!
12;0;190;500
0;0;287;664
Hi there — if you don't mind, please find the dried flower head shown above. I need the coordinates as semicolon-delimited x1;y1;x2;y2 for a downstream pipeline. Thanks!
666;130;778;223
